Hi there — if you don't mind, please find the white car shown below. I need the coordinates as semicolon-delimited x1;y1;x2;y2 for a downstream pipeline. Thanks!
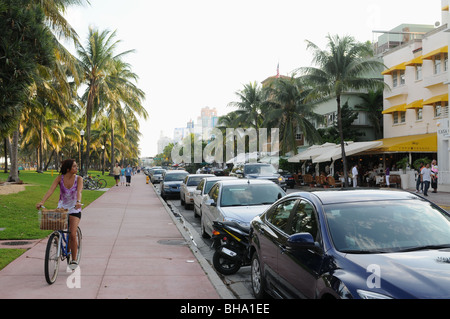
150;168;166;184
200;179;286;238
180;174;214;209
193;176;238;217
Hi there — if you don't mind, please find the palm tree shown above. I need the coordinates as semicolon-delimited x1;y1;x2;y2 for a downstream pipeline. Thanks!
264;76;322;155
298;35;385;186
228;82;265;148
76;27;135;175
98;59;147;174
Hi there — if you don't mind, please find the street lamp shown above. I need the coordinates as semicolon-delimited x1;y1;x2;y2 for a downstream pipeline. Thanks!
80;129;85;176
101;145;105;175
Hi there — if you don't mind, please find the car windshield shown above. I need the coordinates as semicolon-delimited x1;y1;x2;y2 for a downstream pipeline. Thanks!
164;173;187;182
244;165;276;175
220;184;284;207
187;176;205;186
154;170;165;174
324;200;450;253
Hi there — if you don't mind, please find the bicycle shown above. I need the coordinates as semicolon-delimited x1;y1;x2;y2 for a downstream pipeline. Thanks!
39;207;82;285
91;174;107;189
83;175;107;190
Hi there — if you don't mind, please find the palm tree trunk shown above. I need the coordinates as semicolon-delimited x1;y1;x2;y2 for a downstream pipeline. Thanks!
7;125;20;183
337;95;349;187
110;126;115;175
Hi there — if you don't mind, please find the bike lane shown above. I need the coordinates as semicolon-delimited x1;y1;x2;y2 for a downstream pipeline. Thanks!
0;174;233;299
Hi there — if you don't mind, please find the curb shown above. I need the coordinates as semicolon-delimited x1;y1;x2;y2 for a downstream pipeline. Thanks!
151;184;235;299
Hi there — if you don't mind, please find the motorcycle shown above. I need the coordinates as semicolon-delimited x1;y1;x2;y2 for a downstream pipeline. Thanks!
211;220;251;275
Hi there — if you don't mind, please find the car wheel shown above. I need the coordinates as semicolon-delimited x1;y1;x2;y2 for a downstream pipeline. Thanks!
193;205;200;218
180;194;185;206
251;252;267;299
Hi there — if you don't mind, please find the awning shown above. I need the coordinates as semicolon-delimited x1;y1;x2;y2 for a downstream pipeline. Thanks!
406;99;424;109
422;46;448;60
312;141;384;163
287;143;337;162
404;56;423;66
368;133;437;153
382;104;407;114
423;93;448;105
381;62;406;75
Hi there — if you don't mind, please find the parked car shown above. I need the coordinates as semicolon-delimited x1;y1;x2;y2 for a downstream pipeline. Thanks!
211;167;225;176
249;189;450;299
150;169;166;184
160;170;189;200
279;170;295;189
180;174;214;209
200;179;285;238
193;176;238;217
239;163;287;191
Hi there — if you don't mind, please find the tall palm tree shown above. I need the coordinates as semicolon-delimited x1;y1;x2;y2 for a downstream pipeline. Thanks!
98;59;147;174
76;27;135;175
228;82;265;149
298;34;385;186
264;76;322;155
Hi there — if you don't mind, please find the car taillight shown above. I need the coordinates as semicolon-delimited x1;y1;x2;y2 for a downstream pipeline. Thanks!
212;230;221;236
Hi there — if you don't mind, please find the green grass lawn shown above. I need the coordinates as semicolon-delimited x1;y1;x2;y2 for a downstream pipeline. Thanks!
0;170;114;269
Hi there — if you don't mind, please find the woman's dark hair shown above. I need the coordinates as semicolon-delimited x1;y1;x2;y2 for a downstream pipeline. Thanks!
60;159;75;175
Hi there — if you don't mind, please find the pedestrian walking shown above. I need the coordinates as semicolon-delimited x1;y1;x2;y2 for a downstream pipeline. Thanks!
421;163;432;196
415;162;424;193
120;165;126;186
352;164;358;187
36;159;83;268
125;164;133;186
431;159;438;193
113;163;121;186
385;166;390;187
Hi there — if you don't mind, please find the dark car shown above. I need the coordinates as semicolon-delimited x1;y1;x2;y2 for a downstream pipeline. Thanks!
160;170;189;200
249;189;450;299
279;170;295;189
242;163;287;191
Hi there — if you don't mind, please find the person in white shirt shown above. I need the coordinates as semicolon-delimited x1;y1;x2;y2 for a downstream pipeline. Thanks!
352;164;359;187
421;163;432;196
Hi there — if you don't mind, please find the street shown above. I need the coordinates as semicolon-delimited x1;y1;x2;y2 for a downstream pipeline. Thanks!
153;182;297;299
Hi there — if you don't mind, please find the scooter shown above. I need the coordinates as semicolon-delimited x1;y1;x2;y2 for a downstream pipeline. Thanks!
211;220;251;275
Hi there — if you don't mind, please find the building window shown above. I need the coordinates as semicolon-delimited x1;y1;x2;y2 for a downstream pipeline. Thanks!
434;102;448;118
434;56;442;74
392;71;398;87
416;108;423;121
445;53;448;72
393;112;398;124
400;111;406;123
399;70;405;85
415;65;422;80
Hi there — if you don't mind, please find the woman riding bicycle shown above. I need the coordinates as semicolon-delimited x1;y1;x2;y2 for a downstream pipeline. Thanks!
36;159;83;268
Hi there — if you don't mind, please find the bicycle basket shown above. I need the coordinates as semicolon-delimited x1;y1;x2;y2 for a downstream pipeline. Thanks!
39;208;69;230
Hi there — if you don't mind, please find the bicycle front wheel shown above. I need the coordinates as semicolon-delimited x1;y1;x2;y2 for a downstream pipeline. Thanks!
45;232;60;284
97;179;107;189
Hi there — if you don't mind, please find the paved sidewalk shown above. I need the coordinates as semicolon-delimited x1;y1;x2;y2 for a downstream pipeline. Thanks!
0;174;233;299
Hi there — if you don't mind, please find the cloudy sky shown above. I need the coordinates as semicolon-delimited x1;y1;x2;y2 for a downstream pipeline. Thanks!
65;0;442;157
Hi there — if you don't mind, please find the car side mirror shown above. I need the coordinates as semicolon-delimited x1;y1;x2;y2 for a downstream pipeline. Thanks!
204;198;216;207
287;233;319;251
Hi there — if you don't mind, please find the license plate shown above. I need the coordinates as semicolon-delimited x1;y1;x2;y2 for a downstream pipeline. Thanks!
221;247;237;257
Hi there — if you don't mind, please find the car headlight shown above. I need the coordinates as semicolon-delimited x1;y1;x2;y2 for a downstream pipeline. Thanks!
163;185;170;189
356;290;392;299
278;176;285;183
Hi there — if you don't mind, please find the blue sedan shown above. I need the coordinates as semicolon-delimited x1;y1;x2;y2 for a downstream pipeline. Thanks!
249;189;450;299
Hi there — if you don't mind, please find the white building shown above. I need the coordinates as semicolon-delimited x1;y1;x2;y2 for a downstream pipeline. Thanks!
379;0;450;191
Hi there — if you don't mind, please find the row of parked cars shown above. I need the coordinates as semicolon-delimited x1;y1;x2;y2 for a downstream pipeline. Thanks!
149;164;450;299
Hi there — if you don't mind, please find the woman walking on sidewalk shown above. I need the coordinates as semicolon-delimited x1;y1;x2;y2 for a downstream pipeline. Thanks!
36;159;83;268
125;164;133;186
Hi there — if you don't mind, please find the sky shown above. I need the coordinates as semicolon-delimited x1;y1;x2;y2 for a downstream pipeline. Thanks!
64;0;442;157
